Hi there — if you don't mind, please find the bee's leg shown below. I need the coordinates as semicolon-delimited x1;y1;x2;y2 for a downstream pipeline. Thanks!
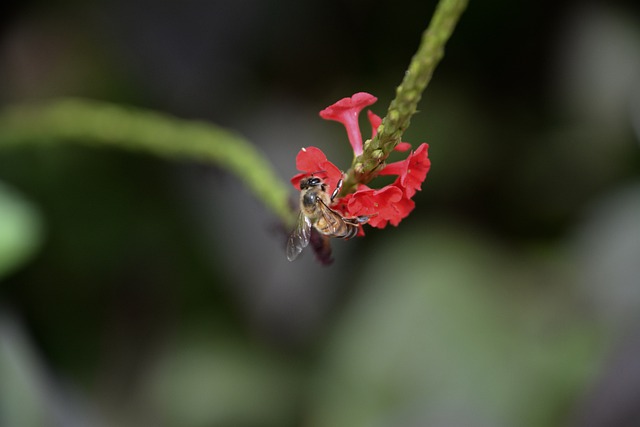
310;230;334;265
331;179;343;201
350;213;378;224
343;215;372;225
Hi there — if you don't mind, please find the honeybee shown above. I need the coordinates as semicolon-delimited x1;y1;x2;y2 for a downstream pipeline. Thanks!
286;175;371;261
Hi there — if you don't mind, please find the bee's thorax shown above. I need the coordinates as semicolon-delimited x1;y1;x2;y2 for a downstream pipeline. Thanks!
302;191;318;208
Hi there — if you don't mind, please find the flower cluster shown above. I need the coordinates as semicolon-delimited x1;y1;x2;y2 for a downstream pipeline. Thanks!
291;92;430;232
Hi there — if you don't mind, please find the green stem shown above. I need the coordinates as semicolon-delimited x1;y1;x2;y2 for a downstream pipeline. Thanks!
342;0;468;193
0;98;295;226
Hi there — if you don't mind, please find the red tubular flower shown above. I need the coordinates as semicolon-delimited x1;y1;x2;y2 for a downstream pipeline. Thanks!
320;92;377;156
378;143;430;198
290;146;343;193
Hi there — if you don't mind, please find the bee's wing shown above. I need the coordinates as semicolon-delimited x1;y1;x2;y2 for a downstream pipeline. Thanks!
317;199;347;236
286;212;312;261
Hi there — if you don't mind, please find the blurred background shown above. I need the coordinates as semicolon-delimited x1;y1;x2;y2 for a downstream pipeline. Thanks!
1;0;640;426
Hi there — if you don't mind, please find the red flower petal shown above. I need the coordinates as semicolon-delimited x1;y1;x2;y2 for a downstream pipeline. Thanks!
394;142;412;152
386;193;415;226
291;147;343;193
367;110;382;138
378;143;430;198
295;146;328;171
319;92;377;156
346;184;413;228
331;192;352;216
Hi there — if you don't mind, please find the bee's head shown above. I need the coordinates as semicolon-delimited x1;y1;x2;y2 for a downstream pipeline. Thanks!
300;175;323;190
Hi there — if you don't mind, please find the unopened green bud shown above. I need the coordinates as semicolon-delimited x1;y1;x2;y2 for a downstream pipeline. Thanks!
372;149;384;159
404;90;417;103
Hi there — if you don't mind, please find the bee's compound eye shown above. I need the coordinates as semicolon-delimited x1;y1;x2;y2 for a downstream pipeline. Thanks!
309;177;321;186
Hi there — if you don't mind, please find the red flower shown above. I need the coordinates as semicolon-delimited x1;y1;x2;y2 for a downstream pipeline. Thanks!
346;184;415;228
290;146;343;194
378;143;430;198
320;92;377;156
367;110;411;152
287;93;431;263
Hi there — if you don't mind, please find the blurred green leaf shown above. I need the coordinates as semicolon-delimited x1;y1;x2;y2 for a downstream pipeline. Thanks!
141;332;300;427
0;181;43;279
309;222;603;427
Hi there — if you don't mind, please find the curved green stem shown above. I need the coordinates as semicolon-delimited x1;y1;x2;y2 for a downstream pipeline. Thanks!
0;98;295;226
342;0;469;193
